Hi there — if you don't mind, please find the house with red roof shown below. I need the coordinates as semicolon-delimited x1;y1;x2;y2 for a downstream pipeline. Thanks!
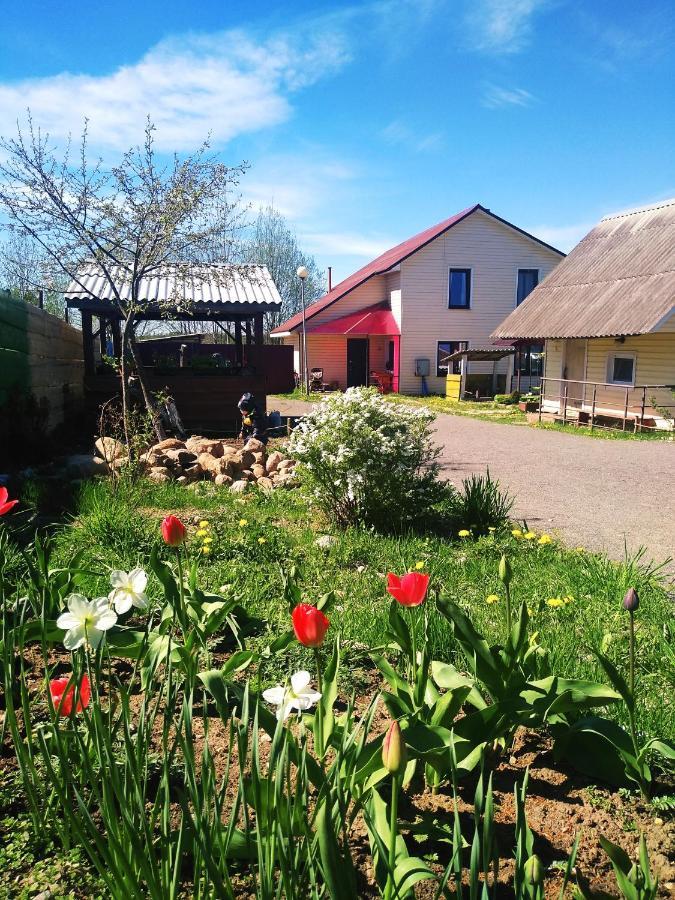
270;204;564;396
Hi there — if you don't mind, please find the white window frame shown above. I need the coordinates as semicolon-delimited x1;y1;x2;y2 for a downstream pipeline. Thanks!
447;267;473;310
607;352;636;387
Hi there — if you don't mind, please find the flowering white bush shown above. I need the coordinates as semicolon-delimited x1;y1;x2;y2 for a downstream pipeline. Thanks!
289;387;441;529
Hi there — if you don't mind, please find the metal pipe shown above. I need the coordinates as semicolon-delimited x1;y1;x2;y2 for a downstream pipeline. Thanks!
328;267;332;292
591;385;596;431
623;388;629;431
300;278;309;395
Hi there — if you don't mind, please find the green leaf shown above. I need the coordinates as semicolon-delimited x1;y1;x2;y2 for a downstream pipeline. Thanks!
387;600;412;657
598;835;632;875
317;639;340;754
593;651;634;712
371;653;413;699
316;797;357;900
149;546;180;607
552;717;639;787
430;685;472;729
436;597;506;700
431;660;486;710
393;856;435;895
221;650;256;678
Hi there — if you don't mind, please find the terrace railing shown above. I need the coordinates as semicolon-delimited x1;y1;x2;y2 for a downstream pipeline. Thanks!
538;377;675;433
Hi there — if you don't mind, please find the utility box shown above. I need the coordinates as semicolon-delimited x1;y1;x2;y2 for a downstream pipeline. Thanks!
446;373;461;401
414;358;430;377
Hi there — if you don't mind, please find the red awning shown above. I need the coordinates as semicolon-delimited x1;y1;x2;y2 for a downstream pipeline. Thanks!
306;305;400;336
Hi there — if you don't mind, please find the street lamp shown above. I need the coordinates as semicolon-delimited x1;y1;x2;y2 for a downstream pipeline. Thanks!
297;265;309;395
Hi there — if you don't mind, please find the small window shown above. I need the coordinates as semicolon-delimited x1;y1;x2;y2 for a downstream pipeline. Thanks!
516;269;539;305
608;353;636;386
448;269;471;309
437;341;468;377
515;342;544;377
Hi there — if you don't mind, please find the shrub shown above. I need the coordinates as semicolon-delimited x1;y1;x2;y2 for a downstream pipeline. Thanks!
289;387;442;530
494;391;521;405
451;470;514;535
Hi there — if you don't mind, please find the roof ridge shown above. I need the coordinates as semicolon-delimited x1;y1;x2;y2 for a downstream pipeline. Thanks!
601;197;675;221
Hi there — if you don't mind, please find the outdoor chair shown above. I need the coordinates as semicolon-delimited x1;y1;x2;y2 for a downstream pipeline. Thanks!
309;368;326;391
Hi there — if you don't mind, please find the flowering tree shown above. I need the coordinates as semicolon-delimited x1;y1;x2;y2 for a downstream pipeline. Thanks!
0;115;245;442
289;387;442;530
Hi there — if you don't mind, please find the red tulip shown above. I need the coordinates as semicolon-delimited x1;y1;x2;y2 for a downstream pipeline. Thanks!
0;487;18;517
161;515;186;546
386;572;429;607
292;603;330;648
49;673;91;717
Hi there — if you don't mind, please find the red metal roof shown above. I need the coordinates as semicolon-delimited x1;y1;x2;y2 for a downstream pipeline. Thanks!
271;204;563;336
306;304;400;336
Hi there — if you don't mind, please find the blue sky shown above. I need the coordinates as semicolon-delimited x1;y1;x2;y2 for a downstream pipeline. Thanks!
0;0;673;281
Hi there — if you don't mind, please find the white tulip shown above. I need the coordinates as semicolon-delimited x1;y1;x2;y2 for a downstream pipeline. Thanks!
56;594;118;650
108;568;149;615
262;670;322;721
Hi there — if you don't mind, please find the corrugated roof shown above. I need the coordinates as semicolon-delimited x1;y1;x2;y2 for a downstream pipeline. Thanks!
493;198;675;340
65;264;282;308
270;204;563;335
307;304;400;336
446;346;515;361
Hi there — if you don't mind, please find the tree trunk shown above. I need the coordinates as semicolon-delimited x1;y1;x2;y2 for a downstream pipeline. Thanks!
120;313;134;452
127;325;167;443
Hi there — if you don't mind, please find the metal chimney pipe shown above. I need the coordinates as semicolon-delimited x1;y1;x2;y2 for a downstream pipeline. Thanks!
328;267;332;292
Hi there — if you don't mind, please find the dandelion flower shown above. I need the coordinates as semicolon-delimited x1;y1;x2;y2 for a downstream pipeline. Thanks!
258;537;267;544
575;546;585;553
196;529;208;538
199;520;210;528
563;595;574;605
538;534;552;545
546;597;564;608
524;531;537;540
202;536;213;544
485;594;500;604
488;527;496;534
458;529;471;538
414;561;425;570
512;529;523;538
239;519;248;527
201;546;211;555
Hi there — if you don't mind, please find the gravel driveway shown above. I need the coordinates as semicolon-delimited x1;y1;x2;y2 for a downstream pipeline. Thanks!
270;397;675;571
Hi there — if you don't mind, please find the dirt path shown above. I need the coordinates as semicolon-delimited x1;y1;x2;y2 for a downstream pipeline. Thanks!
270;396;675;571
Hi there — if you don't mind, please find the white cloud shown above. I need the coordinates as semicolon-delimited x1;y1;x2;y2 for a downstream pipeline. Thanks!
482;84;535;108
528;221;592;252
0;27;350;152
465;0;549;53
381;120;444;152
299;231;393;259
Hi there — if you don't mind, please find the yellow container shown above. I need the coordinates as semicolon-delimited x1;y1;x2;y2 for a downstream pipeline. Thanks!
446;373;461;401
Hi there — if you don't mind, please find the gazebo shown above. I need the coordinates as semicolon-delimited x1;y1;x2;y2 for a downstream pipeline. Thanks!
65;264;293;434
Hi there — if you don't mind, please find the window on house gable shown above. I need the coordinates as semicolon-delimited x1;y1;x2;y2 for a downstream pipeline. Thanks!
437;341;468;377
448;269;471;309
516;269;539;305
608;353;636;386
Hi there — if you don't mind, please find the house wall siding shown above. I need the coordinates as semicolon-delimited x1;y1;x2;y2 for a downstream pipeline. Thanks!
304;276;387;327
397;210;562;394
282;333;388;390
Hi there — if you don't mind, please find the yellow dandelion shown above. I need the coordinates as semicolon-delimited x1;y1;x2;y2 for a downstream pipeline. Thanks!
575;546;585;553
238;519;248;527
488;527;496;533
202;536;213;544
258;537;267;544
458;529;471;538
563;595;574;605
538;534;552;545
196;529;208;538
512;529;523;538
199;520;210;528
415;561;425;570
524;531;537;540
546;597;564;608
201;546;211;555
485;594;500;604
527;606;534;616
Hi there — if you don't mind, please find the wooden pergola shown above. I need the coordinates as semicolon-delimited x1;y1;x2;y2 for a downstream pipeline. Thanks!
65;264;282;376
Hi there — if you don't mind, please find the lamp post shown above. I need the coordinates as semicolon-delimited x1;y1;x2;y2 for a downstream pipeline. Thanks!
297;265;309;395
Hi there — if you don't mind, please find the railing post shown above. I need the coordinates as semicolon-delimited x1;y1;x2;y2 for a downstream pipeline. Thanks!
590;385;596;431
639;386;646;432
538;377;544;423
562;383;568;424
623;388;629;431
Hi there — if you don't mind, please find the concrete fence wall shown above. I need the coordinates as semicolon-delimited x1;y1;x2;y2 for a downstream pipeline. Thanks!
0;291;84;451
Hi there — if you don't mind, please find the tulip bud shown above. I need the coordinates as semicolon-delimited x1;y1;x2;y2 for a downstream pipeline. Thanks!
498;554;512;586
161;514;186;547
382;721;407;776
523;854;545;886
623;588;639;612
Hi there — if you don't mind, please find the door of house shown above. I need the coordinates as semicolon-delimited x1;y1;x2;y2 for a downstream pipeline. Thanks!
562;339;587;409
347;339;369;388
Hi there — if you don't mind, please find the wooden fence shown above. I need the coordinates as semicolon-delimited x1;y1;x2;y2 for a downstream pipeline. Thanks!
0;292;84;462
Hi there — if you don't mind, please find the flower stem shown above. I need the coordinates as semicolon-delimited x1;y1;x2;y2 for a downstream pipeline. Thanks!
505;581;512;636
628;610;635;698
384;775;399;900
314;647;324;758
409;609;418;688
175;547;186;634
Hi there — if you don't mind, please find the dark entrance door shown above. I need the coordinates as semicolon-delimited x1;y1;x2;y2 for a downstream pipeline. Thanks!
347;338;369;388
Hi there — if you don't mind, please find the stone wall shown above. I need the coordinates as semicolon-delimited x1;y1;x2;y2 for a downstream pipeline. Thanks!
0;292;84;465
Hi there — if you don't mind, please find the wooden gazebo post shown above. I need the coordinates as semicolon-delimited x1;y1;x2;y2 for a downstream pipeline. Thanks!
81;311;95;376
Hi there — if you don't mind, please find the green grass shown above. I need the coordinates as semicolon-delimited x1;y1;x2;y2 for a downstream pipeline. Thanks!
272;391;673;439
16;474;675;742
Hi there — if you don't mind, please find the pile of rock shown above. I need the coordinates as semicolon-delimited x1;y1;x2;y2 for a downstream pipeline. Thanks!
138;436;298;492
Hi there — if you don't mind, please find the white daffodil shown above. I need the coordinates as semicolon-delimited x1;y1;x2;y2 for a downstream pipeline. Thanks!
262;670;322;721
56;594;118;651
108;568;149;615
